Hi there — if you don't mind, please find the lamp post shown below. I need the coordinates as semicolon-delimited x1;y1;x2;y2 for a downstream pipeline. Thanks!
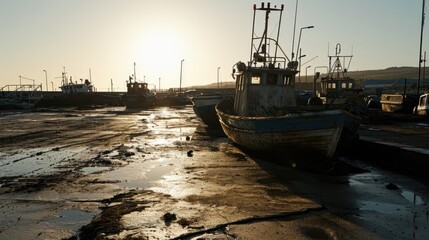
305;65;311;83
298;49;306;82
217;67;220;88
295;25;314;61
51;81;54;91
180;59;184;93
43;70;48;91
159;77;161;93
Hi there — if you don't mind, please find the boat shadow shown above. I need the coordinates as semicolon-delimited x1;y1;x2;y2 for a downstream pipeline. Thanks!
229;141;367;176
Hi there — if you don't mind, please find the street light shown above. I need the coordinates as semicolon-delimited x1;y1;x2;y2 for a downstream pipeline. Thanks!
305;65;311;83
159;77;161;93
295;25;314;62
43;70;48;91
180;59;184;93
51;81;54;91
298;49;306;82
217;67;220;88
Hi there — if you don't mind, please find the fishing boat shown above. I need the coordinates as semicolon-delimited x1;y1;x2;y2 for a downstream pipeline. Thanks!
60;78;93;94
125;78;156;109
191;94;224;128
215;3;346;170
124;63;156;109
34;68;121;107
311;43;364;148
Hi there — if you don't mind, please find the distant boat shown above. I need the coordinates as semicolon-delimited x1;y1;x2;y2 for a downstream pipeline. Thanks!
415;92;429;116
60;78;93;94
125;79;156;109
34;69;121;108
215;3;346;170
312;43;364;148
380;93;418;114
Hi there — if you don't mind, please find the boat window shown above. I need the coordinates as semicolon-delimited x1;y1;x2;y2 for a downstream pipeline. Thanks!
328;83;337;89
342;82;353;89
267;73;277;85
251;74;261;85
283;75;292;85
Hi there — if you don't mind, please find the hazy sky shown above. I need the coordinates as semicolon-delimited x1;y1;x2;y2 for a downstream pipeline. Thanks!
0;0;427;91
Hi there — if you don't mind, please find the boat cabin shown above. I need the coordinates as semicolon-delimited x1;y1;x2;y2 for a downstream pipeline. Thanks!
318;76;363;102
233;62;298;117
61;79;93;94
127;81;151;95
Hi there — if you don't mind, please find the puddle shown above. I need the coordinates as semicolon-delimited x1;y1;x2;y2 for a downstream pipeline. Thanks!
0;147;85;177
80;166;111;175
359;200;407;214
46;209;98;231
101;161;175;189
401;190;425;206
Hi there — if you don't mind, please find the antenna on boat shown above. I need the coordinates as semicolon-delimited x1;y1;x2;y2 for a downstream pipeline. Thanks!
250;2;284;68
291;0;298;61
89;68;92;83
134;62;137;83
417;0;426;104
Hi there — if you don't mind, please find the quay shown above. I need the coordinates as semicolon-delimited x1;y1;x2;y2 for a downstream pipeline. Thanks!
355;113;429;179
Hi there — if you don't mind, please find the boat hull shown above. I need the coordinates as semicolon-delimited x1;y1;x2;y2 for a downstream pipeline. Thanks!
191;95;223;128
125;95;156;109
34;93;122;108
216;99;345;168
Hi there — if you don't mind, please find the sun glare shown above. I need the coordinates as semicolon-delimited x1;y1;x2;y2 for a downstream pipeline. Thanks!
135;29;185;81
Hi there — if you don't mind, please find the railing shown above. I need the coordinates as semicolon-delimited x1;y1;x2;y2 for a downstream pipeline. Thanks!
0;84;43;102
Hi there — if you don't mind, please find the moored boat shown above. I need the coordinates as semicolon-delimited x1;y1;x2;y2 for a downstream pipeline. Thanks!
215;2;346;170
34;68;121;108
124;63;156;109
311;43;364;148
415;92;429;115
191;94;224;128
125;80;156;109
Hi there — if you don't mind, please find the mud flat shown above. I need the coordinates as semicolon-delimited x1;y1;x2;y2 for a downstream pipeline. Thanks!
0;106;428;239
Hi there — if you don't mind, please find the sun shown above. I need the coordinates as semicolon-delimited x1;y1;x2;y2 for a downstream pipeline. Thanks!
136;29;186;77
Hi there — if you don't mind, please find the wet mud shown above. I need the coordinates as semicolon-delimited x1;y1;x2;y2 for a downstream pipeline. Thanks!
0;106;428;240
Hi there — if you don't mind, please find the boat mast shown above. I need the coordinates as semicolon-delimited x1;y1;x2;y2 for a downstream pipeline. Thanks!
134;62;137;83
250;2;284;67
417;0;425;100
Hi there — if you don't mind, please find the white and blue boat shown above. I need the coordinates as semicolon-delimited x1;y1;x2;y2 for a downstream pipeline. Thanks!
215;2;347;170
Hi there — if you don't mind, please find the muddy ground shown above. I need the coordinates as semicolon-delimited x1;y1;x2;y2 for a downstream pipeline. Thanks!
0;106;428;240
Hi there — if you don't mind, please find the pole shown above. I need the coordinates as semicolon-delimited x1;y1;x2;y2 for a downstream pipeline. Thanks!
291;0;298;61
417;0;425;100
306;65;311;83
217;67;220;88
43;70;48;91
159;78;161;92
133;62;136;82
51;81;54;91
180;59;184;93
296;26;314;62
298;49;305;82
111;79;113;92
